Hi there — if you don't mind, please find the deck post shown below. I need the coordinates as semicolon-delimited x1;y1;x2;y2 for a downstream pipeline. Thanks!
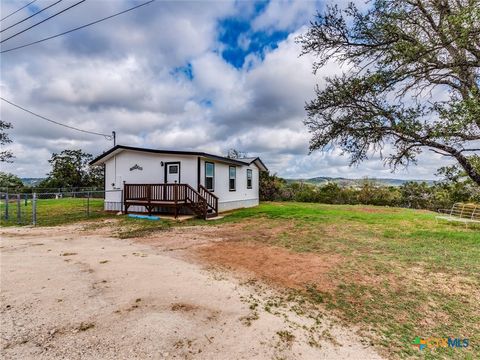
174;182;178;218
147;184;152;215
123;184;128;214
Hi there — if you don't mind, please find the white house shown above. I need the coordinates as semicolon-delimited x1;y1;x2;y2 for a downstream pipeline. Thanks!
90;145;268;218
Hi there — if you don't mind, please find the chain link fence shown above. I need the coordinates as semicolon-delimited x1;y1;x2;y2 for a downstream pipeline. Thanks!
0;190;119;226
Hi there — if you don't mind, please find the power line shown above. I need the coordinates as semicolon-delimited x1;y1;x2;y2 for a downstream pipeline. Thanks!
0;97;113;140
1;0;63;33
1;0;155;53
1;0;38;22
1;0;86;44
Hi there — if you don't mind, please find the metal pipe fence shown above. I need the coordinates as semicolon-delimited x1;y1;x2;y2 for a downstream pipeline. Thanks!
1;190;119;227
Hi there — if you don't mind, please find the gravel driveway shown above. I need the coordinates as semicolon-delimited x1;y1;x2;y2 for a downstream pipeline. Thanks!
0;223;383;359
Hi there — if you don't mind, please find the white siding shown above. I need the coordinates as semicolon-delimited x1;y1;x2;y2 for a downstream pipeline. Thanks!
102;149;260;212
199;159;259;211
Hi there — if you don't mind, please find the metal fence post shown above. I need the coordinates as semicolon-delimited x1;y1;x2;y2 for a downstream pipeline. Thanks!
4;192;9;220
87;191;90;216
32;193;37;226
17;194;21;224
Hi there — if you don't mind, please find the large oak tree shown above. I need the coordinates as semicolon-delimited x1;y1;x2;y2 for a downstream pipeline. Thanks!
298;0;480;185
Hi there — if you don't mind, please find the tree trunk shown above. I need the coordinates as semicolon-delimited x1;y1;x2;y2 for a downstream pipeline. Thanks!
455;152;480;186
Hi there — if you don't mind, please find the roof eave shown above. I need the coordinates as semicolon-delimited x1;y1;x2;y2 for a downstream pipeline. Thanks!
89;145;248;167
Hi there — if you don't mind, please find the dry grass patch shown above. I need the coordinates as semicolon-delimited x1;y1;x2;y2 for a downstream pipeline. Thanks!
171;303;198;312
197;241;341;292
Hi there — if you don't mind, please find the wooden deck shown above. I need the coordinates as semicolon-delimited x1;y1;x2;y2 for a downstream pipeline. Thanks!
123;183;218;219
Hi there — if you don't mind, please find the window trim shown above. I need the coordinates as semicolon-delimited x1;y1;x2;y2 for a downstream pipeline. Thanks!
229;166;236;191
247;169;252;189
205;161;215;191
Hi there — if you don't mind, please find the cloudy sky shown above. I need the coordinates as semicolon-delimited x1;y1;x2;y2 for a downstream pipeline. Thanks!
0;0;451;179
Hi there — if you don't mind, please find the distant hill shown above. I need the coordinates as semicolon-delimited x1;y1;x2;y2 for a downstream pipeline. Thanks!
21;178;45;186
285;177;435;187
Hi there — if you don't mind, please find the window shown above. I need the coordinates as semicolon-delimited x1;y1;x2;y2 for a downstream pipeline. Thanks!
205;162;215;191
229;166;236;191
169;165;178;174
247;169;252;189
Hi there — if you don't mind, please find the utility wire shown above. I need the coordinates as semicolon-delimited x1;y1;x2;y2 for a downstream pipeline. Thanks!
1;0;63;33
1;0;38;22
0;97;113;140
1;0;86;44
1;0;155;53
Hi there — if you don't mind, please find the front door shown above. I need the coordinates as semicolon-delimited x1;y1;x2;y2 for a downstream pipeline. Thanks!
165;162;180;183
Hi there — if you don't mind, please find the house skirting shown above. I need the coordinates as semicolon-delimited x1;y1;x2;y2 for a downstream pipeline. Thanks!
218;198;259;212
105;198;259;213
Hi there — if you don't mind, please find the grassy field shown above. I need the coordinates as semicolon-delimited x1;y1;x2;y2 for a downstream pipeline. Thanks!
210;203;479;359
0;197;112;226
2;200;478;358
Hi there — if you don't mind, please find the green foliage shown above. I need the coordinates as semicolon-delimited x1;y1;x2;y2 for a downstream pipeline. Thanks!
299;0;480;185
259;171;287;201
38;149;103;189
260;173;478;211
0;172;24;191
0;120;13;163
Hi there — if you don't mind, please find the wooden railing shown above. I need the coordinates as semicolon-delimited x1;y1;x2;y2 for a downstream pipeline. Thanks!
185;185;208;219
199;185;218;215
124;183;185;203
123;183;216;219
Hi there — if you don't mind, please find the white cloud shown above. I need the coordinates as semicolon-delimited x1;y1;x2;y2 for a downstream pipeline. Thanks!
0;0;452;180
252;0;318;32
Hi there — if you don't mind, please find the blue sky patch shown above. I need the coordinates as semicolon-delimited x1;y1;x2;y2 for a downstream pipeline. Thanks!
200;99;213;108
217;16;289;68
171;63;193;80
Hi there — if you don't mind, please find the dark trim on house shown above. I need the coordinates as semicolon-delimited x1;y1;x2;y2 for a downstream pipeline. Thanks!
103;164;106;198
164;161;181;184
237;157;269;172
197;157;201;191
229;166;236;191
253;158;268;171
205;161;215;192
247;168;252;189
89;145;248;167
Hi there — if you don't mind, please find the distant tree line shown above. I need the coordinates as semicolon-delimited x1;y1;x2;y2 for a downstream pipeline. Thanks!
259;167;480;211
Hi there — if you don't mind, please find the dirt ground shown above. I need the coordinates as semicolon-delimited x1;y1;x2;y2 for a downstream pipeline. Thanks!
0;222;384;359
